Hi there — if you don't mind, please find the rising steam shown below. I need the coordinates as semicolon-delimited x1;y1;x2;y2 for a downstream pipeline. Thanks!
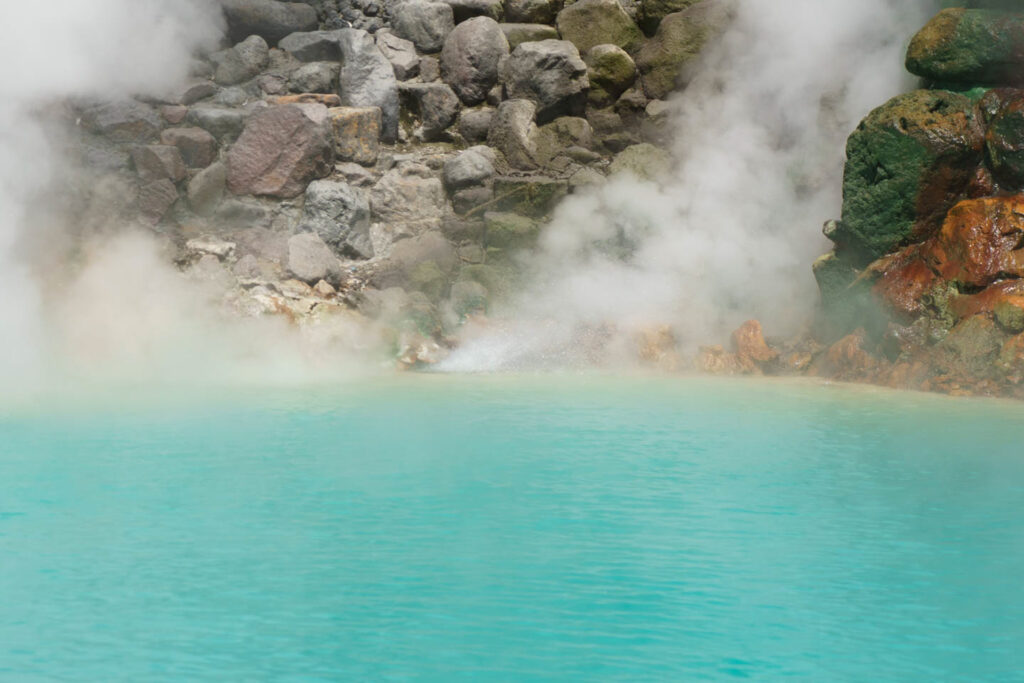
444;0;937;370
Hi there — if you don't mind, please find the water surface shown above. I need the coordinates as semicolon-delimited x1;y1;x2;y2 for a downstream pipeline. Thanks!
1;375;1023;680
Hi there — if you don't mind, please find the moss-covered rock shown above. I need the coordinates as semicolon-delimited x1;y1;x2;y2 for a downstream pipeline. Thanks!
906;8;1024;86
634;2;728;99
584;44;637;107
484;211;541;249
556;0;643;55
608;142;670;180
636;0;702;35
831;90;984;264
491;176;569;217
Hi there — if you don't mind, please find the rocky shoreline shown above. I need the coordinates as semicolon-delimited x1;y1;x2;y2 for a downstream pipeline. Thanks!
51;0;1024;398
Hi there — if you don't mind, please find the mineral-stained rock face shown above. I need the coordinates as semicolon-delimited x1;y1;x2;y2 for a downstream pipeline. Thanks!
906;8;1024;86
501;40;588;123
440;17;509;106
221;0;319;45
226;105;332;199
831;89;984;264
327;106;381;165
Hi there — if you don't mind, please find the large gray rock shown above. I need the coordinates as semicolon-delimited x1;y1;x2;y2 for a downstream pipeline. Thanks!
278;30;344;61
442;145;496;191
287;232;343;283
79;101;162;142
370;164;448;230
376;30;420;80
289;62;339;93
221;0;318;45
486;98;538;168
391;1;455;53
213;35;269;85
300;179;373;258
457;107;495;141
226;104;332;198
556;0;643;54
500;40;588;123
337;29;400;142
399;83;462;141
440;17;509;105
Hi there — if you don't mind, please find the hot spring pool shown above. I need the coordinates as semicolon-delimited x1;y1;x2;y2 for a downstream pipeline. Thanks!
1;375;1023;680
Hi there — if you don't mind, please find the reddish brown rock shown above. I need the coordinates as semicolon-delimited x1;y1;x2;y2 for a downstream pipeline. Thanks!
131;145;186;183
226;105;332;199
161;105;188;124
817;329;880;383
731;319;779;367
951;280;1024;320
327;107;381;165
926;197;1024;287
160;127;218;169
872;245;938;321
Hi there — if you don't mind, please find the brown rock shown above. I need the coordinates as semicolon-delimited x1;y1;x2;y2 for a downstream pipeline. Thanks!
131;145;186;183
926;197;1024;287
160;127;218;169
327;107;382;165
731;319;778;367
226;105;332;199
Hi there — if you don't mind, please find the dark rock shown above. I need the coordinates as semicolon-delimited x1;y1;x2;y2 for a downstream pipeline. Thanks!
289;62;339;92
500;39;588;123
221;0;318;45
484;210;540;248
300;179;373;257
505;0;562;24
174;80;217;106
637;0;701;35
186;106;247;142
490;175;567;216
399;82;462;141
441;16;509;105
337;28;400;142
391;1;455;53
907;8;1024;86
534;116;593;164
213;35;270;85
556;0;643;55
451;186;494;214
831;89;984;263
444;0;503;23
983;89;1024;189
131;145;186;183
160;127;218;169
457;107;494;141
226;104;332;198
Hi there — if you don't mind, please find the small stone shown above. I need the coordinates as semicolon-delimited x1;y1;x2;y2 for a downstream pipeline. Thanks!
457;107;494;142
160;127;218;168
399;82;462;141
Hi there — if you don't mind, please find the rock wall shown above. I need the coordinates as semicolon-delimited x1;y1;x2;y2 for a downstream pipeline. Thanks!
67;0;726;367
812;3;1024;398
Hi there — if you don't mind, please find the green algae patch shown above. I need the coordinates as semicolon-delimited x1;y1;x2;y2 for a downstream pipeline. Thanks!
907;8;1024;86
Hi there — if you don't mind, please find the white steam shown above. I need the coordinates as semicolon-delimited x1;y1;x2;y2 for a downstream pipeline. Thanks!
445;0;937;370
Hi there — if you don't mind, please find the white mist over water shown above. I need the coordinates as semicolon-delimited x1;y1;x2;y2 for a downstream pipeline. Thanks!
443;0;938;371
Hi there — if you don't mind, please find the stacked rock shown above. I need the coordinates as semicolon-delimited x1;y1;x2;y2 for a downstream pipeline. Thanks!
67;0;730;365
814;3;1024;395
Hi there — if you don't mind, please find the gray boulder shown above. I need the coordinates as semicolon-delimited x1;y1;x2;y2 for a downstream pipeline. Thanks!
213;35;269;85
226;104;333;198
440;17;509;105
287;232;343;283
79;100;162;142
300;179;373;258
391;1;455;53
399;82;462;141
442;145;496;192
221;0;318;45
457;107;494;142
337;29;400;142
289;62;339;93
278;30;345;61
376;30;420;80
501;40;588;123
486;98;538;169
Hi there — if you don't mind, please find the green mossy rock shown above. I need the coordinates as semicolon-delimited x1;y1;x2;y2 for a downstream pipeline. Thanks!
907;8;1024;86
484;211;541;249
634;2;728;100
584;44;637;107
636;0;702;35
833;89;984;264
491;176;569;217
556;0;643;55
608;142;671;180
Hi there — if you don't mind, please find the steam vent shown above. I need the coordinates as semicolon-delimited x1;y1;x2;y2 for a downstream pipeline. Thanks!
811;3;1024;397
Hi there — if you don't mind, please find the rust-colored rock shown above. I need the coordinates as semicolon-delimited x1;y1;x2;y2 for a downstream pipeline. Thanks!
272;93;343;107
731;319;779;367
635;325;683;370
327;106;381;165
926;197;1024;287
226;105;332;199
818;329;880;383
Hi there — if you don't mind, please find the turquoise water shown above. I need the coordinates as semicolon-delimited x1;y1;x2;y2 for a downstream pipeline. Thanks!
2;375;1024;681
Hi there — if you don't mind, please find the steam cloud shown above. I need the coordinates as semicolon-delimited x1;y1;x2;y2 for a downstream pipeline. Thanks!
444;0;937;370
